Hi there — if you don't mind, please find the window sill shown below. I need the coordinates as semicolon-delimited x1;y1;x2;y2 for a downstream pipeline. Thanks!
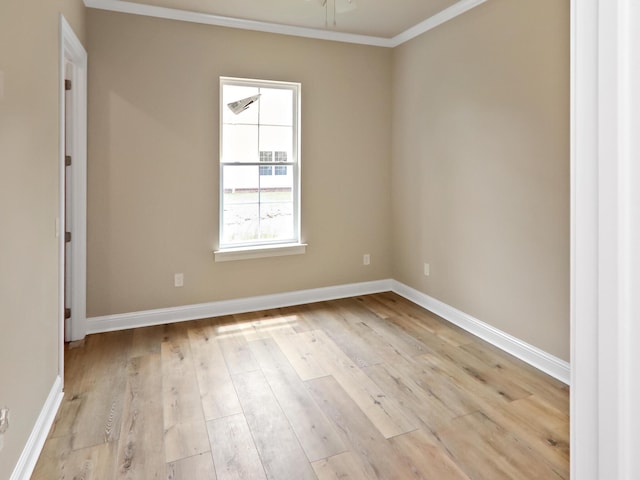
214;243;307;262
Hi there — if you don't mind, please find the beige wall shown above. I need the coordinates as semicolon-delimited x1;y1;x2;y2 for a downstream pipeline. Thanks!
86;10;393;317
391;0;570;360
0;1;86;477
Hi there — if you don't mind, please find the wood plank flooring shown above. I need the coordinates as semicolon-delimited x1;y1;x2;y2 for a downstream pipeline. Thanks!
32;292;569;479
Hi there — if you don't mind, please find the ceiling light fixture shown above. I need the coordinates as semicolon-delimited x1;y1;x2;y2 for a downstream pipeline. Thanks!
308;0;356;28
227;94;261;115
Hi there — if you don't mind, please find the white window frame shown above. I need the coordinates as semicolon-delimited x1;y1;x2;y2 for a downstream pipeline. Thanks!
215;77;305;261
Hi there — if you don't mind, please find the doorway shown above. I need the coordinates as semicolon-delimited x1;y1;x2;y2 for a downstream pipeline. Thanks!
59;15;87;379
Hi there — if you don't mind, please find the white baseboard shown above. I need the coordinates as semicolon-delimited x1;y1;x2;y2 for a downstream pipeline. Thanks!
87;279;394;334
391;281;570;384
86;278;569;384
11;376;64;480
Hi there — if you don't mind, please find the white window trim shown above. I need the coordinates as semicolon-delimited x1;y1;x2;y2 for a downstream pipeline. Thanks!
218;77;302;255
214;242;307;262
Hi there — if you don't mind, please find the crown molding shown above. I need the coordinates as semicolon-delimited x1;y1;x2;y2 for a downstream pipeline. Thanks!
83;0;487;48
389;0;488;47
83;0;392;47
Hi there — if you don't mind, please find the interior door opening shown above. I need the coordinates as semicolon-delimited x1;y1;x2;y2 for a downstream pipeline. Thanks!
59;15;88;382
64;60;73;342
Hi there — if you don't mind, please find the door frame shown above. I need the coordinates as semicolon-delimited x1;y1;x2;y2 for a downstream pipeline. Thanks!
571;0;640;477
58;15;87;380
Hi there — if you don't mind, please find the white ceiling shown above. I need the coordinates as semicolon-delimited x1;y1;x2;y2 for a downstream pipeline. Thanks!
85;0;487;46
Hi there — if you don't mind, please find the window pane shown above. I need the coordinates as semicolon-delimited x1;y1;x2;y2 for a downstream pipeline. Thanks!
259;126;293;161
222;85;259;124
222;165;260;244
222;203;260;244
258;164;293;193
222;165;259;198
259;200;294;241
274;166;287;176
221;164;294;245
259;88;293;126
259;165;272;176
222;124;258;163
259;151;273;162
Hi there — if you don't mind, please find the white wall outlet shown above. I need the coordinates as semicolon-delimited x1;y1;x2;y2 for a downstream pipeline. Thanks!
363;254;371;266
424;263;430;276
174;273;184;287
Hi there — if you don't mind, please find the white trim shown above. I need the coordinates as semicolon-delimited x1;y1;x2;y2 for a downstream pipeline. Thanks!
621;3;640;476
83;0;391;47
571;0;640;477
10;376;64;480
570;0;600;475
86;280;393;334
388;0;488;47
59;16;88;354
214;243;307;262
392;281;570;384
82;0;486;48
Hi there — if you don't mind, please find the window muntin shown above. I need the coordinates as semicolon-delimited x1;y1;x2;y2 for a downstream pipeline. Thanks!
219;78;300;248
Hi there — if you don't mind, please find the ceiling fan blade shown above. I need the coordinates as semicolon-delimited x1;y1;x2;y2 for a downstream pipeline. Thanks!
305;0;354;12
336;0;357;14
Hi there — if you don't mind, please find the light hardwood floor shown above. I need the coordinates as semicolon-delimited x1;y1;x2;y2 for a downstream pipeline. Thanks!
32;292;569;479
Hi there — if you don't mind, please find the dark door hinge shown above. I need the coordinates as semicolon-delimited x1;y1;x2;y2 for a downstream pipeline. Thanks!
65;155;72;167
64;308;71;319
65;79;72;91
65;231;71;243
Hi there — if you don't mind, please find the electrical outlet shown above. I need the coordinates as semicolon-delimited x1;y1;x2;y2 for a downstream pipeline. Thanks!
363;254;371;266
174;273;184;288
424;263;430;276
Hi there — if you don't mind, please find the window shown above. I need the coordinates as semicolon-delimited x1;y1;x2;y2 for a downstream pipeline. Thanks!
219;77;301;250
258;151;288;176
259;165;273;176
259;151;273;176
260;151;273;162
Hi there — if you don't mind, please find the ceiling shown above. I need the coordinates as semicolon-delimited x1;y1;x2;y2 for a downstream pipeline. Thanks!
86;0;487;46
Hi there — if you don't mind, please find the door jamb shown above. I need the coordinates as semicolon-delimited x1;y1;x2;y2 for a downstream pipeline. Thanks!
571;0;640;477
59;15;87;382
